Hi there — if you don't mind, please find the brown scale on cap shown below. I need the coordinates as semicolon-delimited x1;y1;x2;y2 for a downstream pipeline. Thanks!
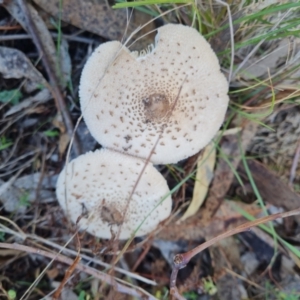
79;24;229;164
100;203;124;226
142;93;171;122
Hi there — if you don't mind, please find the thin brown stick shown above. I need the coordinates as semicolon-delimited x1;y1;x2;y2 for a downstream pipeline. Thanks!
170;207;300;299
132;242;152;271
52;233;82;300
224;267;264;291
17;0;81;156
0;242;152;299
0;25;22;30
0;218;157;287
52;255;81;300
0;33;99;44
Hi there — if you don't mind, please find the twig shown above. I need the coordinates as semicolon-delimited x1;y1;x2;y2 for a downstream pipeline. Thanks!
132;242;152;271
0;33;98;44
32;233;157;285
52;255;81;300
0;25;22;30
0;219;157;286
0;242;152;299
52;233;82;300
169;207;300;299
16;0;81;156
224;267;265;291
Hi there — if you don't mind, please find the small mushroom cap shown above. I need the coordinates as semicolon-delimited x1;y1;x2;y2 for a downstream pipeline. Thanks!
56;149;172;239
79;24;229;164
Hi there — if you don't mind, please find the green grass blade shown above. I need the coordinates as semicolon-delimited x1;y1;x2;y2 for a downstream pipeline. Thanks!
114;0;191;9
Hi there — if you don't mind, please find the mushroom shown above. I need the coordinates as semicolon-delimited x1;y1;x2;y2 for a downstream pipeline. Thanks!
56;148;172;239
79;24;229;164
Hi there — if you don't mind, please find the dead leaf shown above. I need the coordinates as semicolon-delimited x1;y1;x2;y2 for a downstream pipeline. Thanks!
240;38;300;80
248;104;300;183
52;113;72;156
52;113;66;133
0;173;57;213
158;200;262;241
3;0;70;88
0;46;47;93
59;132;71;156
33;0;155;49
58;38;72;88
4;89;52;117
46;267;59;280
240;39;292;79
200;121;259;223
34;0;129;41
180;143;216;221
238;159;300;223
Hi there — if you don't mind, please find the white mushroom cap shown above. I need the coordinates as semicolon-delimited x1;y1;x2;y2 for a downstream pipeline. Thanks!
79;24;229;164
56;149;172;239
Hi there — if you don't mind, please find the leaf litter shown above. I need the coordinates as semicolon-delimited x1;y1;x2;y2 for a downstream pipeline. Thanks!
0;1;300;299
180;142;216;221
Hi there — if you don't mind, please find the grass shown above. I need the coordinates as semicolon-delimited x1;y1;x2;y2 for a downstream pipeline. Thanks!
0;136;13;151
0;89;22;105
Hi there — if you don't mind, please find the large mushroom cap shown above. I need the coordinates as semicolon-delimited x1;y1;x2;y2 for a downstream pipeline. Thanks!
56;149;172;239
79;24;229;164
